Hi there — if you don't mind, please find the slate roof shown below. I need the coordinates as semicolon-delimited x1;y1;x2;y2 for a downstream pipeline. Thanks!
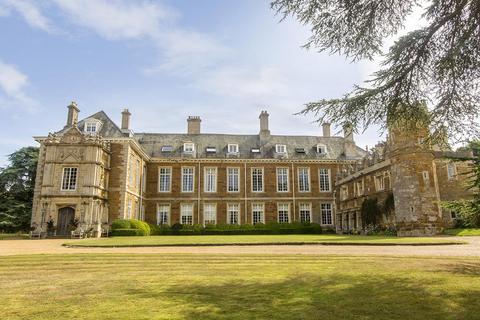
134;133;366;160
57;110;367;161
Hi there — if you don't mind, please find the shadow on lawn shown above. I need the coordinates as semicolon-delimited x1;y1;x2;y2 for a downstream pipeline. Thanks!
153;274;480;320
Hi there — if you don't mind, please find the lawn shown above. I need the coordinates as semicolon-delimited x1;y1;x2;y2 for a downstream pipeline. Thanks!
64;234;464;247
0;233;29;240
0;254;479;320
444;228;480;236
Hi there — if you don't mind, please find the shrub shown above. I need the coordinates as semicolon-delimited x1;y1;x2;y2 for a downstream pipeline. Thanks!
111;219;131;230
111;229;146;237
130;219;151;236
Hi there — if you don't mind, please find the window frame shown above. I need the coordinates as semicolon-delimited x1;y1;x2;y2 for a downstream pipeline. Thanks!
84;122;98;134
181;166;195;193
299;202;312;223
227;143;239;154
251;203;265;225
227;203;240;224
275;144;287;154
183;142;195;153
180;203;194;225
277;203;290;223
297;167;311;192
276;167;289;192
251;167;264;193
203;203;217;225
156;203;171;225
158;166;172;193
204;167;218;193
447;162;457;180
61;167;78;191
227;167;240;193
316;144;327;154
320;203;333;225
319;168;331;192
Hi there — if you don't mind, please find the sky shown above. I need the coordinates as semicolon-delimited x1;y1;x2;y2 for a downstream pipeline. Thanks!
0;0;406;166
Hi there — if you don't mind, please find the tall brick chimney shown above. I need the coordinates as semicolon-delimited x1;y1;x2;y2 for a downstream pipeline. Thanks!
343;123;354;142
121;109;131;131
66;101;79;127
187;116;201;135
259;110;270;137
322;123;331;137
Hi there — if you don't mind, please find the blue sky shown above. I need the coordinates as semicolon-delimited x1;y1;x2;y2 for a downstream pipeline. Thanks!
0;0;388;165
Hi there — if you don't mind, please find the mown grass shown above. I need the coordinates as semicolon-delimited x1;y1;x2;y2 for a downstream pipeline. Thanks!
0;254;479;320
64;234;464;247
444;228;480;236
0;233;29;240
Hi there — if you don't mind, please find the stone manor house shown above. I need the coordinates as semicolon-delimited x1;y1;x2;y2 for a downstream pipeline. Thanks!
31;102;473;236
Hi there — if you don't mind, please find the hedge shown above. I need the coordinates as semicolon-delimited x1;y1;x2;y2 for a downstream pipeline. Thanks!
111;229;146;237
111;219;151;236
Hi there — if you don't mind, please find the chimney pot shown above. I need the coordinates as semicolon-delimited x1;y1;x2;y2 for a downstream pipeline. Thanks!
121;108;131;131
259;110;270;137
322;123;331;137
187;116;201;135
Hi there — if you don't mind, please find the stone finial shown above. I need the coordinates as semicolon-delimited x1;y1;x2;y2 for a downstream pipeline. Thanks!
66;101;80;127
187;116;201;135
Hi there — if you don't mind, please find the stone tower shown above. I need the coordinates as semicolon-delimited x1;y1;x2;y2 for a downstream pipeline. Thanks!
388;114;443;236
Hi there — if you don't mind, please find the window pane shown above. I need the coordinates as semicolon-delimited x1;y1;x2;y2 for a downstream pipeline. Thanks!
182;167;194;192
277;168;289;192
159;167;171;192
319;168;331;192
227;203;240;224
321;203;332;225
157;204;170;225
252;168;263;192
227;168;239;192
252;203;264;224
299;203;311;223
62;167;77;190
203;204;217;225
298;167;310;192
181;203;193;225
204;168;217;192
278;203;289;223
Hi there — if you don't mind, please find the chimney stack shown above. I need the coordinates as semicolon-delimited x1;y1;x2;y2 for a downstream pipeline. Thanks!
66;101;80;127
259;110;270;137
121;109;131;131
322;123;331;137
343;123;354;142
187;116;201;135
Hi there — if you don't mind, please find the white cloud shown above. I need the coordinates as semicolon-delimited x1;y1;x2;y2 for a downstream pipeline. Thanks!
196;66;288;98
0;60;37;111
1;0;52;32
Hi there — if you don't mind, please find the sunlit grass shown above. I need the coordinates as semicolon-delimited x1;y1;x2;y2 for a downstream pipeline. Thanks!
444;228;480;236
0;254;479;320
63;234;465;247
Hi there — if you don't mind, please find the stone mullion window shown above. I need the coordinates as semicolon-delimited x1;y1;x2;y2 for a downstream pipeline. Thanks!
181;167;195;193
299;203;312;223
321;203;333;225
61;167;78;191
252;203;265;224
158;167;172;192
204;167;217;193
276;168;289;192
227;203;240;224
203;203;217;225
298;167;310;192
251;168;264;192
227;168;240;192
319;168;331;192
181;203;194;225
156;204;170;225
277;203;290;223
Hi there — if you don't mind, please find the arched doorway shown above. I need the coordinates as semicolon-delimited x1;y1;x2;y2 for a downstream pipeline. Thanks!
58;207;75;236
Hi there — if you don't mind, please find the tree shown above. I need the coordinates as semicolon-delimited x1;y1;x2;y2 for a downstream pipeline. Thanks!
361;198;381;227
271;0;480;141
0;147;39;232
442;141;480;227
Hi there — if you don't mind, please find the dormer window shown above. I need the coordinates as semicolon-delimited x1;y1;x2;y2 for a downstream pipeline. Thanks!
295;148;306;154
206;146;217;153
275;144;287;154
183;143;195;153
228;144;239;154
85;122;98;134
316;144;327;154
251;148;261;154
161;146;174;153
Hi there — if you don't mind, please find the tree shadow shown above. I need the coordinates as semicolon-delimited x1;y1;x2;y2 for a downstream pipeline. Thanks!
128;273;480;320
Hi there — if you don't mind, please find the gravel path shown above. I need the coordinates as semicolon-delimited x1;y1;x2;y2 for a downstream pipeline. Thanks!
0;237;479;256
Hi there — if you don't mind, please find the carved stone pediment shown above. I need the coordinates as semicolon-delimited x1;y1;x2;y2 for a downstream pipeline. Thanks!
60;127;84;144
57;147;85;162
